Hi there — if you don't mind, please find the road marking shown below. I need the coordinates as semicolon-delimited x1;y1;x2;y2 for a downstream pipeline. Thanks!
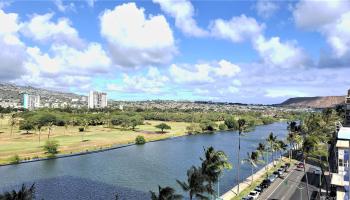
264;166;299;200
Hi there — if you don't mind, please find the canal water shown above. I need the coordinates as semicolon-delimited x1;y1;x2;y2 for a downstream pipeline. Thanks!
0;122;288;200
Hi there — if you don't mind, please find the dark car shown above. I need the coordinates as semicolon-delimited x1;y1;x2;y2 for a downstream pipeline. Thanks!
260;179;271;188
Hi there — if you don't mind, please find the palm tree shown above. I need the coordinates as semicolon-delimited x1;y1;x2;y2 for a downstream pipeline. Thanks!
200;146;232;197
242;151;263;185
266;132;277;166
276;140;288;161
9;114;17;137
286;132;295;162
47;122;54;140
256;143;267;172
177;166;209;200
302;136;318;200
0;183;35;200
236;118;246;194
150;186;183;200
0;113;4;129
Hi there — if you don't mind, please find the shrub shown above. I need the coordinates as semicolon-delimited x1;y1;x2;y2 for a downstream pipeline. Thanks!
10;154;21;164
79;127;85;132
43;140;59;155
200;120;217;131
135;135;146;145
219;123;228;131
186;123;202;134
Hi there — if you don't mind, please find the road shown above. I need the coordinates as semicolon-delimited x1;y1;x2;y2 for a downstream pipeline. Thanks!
258;163;322;200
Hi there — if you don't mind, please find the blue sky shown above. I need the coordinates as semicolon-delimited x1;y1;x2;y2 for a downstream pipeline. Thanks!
0;0;349;104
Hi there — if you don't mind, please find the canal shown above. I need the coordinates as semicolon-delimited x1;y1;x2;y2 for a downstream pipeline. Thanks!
0;122;288;200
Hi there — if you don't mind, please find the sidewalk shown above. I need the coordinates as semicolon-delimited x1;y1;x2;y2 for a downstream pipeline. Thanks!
220;161;277;200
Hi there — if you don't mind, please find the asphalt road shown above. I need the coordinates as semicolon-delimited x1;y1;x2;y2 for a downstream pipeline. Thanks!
258;163;322;200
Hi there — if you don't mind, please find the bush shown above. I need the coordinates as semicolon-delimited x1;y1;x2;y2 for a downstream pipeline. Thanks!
10;154;21;164
135;135;146;145
200;120;217;131
43;140;59;155
219;123;228;131
79;127;85;132
186;123;202;134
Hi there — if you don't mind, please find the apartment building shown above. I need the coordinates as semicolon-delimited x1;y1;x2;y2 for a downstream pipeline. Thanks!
331;89;350;200
21;93;40;110
88;91;107;109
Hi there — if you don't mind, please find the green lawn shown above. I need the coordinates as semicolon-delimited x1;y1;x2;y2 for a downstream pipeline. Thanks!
0;117;191;164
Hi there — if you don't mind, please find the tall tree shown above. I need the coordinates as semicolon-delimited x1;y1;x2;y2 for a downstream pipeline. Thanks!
266;132;277;166
276;140;288;161
0;183;35;200
9;114;17;137
200;146;232;197
236;118;246;194
150;186;183;200
256;143;267;172
302;136;318;200
242;151;263;185
177;166;209;200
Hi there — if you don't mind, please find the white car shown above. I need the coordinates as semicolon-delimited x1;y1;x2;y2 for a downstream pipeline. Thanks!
247;190;260;199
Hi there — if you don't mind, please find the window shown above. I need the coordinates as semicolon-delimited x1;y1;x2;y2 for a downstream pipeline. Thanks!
339;159;343;167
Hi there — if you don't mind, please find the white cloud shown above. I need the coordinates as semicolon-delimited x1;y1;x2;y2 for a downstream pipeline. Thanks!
0;10;27;80
169;60;241;83
25;43;111;77
214;60;241;77
321;12;350;58
54;0;76;13
22;13;83;47
253;35;310;68
256;0;279;19
265;88;308;98
293;0;350;29
114;67;169;94
210;15;264;42
100;2;176;67
293;0;350;58
170;63;214;83
153;0;208;37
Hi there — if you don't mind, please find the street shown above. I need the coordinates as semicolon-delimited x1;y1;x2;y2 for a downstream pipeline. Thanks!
258;163;322;200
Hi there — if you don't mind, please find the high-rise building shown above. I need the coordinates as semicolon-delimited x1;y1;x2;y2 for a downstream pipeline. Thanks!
21;93;40;110
345;89;350;126
88;91;107;109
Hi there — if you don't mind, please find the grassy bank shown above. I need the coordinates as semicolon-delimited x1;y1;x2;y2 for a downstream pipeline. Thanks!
0;117;190;164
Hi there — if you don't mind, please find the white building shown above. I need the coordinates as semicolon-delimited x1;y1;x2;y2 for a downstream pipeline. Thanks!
88;91;107;109
22;93;40;110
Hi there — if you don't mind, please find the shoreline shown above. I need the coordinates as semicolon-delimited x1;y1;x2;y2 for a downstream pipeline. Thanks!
0;121;281;167
0;134;188;167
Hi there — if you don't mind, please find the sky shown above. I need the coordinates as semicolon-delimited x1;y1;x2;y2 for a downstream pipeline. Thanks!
0;0;350;104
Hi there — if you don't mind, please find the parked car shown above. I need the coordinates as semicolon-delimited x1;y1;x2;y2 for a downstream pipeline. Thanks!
268;174;277;182
260;179;271;188
273;171;281;177
242;196;253;200
278;167;285;174
247;191;260;199
312;167;322;175
297;162;304;168
254;186;263;193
